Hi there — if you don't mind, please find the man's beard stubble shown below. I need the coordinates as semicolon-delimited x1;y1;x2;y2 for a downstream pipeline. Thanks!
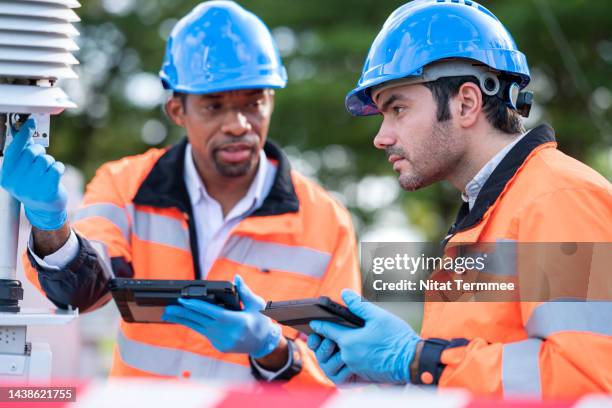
388;119;456;191
212;146;258;177
211;134;259;177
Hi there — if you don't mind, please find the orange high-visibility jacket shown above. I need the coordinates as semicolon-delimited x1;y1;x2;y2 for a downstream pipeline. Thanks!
24;139;361;386
416;124;612;398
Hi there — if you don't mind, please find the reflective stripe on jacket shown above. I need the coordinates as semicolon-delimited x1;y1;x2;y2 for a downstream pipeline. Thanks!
421;124;612;398
24;139;361;387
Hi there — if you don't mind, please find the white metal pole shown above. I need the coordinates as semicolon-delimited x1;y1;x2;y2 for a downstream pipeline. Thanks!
0;119;20;282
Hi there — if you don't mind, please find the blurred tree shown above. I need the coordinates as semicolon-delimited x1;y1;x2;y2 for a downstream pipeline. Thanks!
51;0;611;241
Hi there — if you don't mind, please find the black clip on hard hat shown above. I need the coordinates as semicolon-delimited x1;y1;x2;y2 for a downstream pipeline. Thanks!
506;82;533;118
515;91;533;118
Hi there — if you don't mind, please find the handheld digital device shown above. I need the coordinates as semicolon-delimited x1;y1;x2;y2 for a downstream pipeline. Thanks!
109;278;241;323
261;296;365;335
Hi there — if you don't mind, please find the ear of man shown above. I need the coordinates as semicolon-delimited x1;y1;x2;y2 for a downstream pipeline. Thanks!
454;81;482;130
165;94;187;127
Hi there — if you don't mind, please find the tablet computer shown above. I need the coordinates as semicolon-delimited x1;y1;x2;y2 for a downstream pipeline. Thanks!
261;296;365;335
109;278;241;323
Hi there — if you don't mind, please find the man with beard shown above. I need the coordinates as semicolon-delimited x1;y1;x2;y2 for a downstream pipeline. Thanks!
2;1;360;385
307;0;612;399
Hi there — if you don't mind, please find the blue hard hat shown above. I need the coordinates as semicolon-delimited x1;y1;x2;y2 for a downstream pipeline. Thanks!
160;1;287;94
346;0;530;116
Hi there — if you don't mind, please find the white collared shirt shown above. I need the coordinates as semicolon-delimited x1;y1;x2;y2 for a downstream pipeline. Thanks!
461;131;528;210
184;144;285;378
183;144;276;276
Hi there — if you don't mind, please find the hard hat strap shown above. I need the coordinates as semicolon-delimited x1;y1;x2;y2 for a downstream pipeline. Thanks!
372;59;501;97
372;59;531;117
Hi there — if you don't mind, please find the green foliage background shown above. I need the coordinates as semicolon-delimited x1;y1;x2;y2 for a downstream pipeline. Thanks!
51;0;611;240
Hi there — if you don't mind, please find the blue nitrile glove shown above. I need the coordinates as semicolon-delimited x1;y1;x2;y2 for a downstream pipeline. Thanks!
308;289;421;384
0;118;67;230
307;333;358;384
162;275;281;358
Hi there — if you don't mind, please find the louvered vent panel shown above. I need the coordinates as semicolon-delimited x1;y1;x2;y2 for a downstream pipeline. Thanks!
0;0;80;113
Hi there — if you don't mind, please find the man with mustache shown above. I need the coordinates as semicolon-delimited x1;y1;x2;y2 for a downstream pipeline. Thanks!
308;0;612;399
1;1;360;385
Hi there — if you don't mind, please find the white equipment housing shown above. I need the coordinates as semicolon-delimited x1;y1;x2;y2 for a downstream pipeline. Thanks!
0;0;80;382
